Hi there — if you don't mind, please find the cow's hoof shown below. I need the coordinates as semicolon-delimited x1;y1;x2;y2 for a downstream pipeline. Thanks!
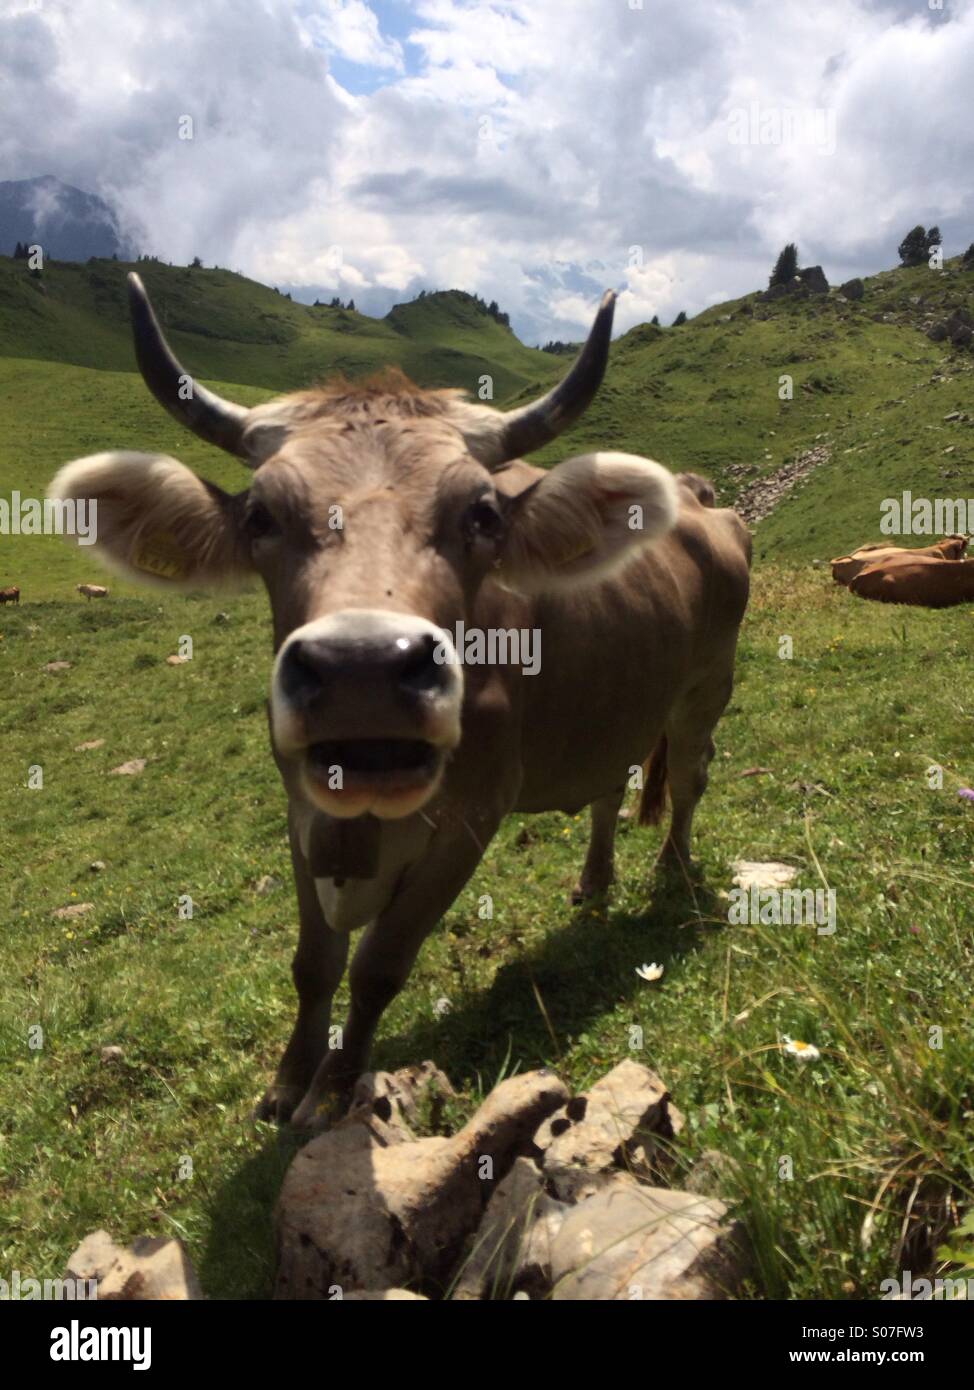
289;1090;345;1133
570;877;611;905
253;1084;304;1126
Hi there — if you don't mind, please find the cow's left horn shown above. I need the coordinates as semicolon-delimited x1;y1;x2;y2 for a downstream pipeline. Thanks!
474;290;616;467
128;273;249;458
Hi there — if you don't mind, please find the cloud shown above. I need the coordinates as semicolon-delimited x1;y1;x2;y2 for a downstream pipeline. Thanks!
2;0;973;342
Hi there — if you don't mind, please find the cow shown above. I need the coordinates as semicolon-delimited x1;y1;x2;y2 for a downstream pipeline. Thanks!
830;536;967;586
77;583;109;600
49;273;751;1128
0;586;19;605
850;554;974;607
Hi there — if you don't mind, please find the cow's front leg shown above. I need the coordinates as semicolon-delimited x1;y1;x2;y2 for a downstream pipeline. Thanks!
571;784;626;903
255;813;349;1124
290;817;500;1129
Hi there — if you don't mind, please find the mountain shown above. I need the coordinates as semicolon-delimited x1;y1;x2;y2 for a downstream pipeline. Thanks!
0;175;124;261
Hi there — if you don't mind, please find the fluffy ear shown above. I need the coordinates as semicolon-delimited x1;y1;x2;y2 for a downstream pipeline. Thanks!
496;451;679;594
47;451;251;588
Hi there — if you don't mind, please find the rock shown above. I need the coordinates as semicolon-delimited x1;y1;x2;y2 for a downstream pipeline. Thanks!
44;661;71;673
684;1149;735;1197
350;1061;455;1137
65;1230;202;1300
799;265;829;295
109;759;146;776
100;1045;125;1064
342;1289;428;1300
946;307;973;331
53;902;94;920
950;325;973;348
927;323;948;342
549;1185;746;1300
166;654;190;666
275;1069;569;1298
253;874;282;896
75;739;105;751
763;283;789;302
452;1157;568;1300
839;278;864;301
213;611;231;624
535;1060;684;1200
731;860;797;891
89;860;106;872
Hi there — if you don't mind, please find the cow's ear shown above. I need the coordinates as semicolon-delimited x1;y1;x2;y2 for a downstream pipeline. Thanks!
48;451;252;588
495;451;679;594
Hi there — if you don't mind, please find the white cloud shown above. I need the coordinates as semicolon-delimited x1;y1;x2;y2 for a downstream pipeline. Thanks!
2;0;972;342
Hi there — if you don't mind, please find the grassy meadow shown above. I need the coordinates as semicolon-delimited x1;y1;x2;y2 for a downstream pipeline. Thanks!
1;255;973;1300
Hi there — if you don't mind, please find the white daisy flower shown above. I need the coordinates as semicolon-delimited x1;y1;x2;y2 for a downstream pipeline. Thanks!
635;962;664;982
782;1035;820;1063
432;996;452;1018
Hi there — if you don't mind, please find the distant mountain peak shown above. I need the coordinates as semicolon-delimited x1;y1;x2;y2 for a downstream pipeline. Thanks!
0;175;124;261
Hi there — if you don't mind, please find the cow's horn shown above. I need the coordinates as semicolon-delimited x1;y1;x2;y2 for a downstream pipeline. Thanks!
477;289;616;466
127;273;249;458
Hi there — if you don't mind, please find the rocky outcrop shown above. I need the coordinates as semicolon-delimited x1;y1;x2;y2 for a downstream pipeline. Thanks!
275;1060;746;1301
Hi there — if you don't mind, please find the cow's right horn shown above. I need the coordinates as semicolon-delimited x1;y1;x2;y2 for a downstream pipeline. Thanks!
128;273;250;459
470;289;617;467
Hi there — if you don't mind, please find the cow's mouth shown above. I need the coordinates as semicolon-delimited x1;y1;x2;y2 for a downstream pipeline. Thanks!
307;737;440;787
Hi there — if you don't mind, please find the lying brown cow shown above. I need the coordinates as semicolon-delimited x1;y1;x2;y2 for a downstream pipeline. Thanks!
0;585;19;605
850;554;974;607
831;536;967;586
50;274;751;1127
77;583;109;600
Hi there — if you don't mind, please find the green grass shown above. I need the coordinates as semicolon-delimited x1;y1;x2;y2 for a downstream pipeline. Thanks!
1;570;972;1298
2;252;974;1299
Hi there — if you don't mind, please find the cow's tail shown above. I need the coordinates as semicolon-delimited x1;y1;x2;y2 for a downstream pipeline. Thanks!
637;734;668;825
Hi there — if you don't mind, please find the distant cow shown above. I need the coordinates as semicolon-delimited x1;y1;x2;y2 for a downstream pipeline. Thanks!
850;555;974;607
77;583;108;600
0;586;19;605
831;536;967;586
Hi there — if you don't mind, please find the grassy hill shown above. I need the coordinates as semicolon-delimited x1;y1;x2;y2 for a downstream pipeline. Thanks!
2;252;974;1301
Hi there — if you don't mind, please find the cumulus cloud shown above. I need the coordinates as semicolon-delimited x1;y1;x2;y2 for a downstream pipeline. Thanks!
1;0;971;341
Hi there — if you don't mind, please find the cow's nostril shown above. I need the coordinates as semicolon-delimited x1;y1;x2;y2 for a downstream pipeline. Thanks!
396;632;443;693
282;638;331;703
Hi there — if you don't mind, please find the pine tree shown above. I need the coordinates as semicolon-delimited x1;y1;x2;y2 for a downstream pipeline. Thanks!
898;225;938;267
769;243;799;287
672;310;687;326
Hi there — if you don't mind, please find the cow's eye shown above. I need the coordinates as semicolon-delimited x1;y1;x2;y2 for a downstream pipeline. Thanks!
463;498;504;543
245;502;280;543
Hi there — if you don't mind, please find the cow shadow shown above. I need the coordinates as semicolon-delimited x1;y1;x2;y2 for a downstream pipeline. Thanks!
198;859;723;1297
372;858;723;1088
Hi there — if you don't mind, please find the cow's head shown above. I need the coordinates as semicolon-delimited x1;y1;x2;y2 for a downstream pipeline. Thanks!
50;275;678;820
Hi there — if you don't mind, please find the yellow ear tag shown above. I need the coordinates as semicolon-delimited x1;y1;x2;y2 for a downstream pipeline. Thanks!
133;532;189;580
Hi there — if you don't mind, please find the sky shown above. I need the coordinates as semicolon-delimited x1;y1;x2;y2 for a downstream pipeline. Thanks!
0;0;970;344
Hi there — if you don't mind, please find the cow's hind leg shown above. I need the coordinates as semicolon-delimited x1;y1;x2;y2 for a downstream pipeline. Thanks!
658;672;734;872
571;784;626;903
255;812;349;1124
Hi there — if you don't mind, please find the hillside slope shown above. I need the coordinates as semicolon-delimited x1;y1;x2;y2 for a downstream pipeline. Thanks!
0;257;558;402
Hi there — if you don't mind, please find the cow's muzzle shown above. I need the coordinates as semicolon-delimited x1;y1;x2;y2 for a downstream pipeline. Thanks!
271;610;463;819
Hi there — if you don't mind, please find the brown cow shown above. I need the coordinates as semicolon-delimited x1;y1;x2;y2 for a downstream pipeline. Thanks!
850;554;974;607
831;536;967;586
77;583;109;600
49;273;751;1127
0;586;19;605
